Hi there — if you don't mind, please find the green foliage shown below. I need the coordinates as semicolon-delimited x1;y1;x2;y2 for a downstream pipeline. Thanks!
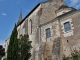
19;35;32;60
7;24;19;60
0;45;5;60
7;24;32;60
63;50;80;60
71;50;80;60
63;56;70;60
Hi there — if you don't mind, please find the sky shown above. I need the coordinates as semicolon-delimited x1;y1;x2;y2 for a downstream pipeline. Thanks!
0;0;80;46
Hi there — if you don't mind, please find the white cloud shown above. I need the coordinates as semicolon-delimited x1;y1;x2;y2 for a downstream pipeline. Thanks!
75;4;80;9
2;13;7;16
69;0;80;9
17;1;21;4
70;0;79;4
70;0;79;6
0;0;4;1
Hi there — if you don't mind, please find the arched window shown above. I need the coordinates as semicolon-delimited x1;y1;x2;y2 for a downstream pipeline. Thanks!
29;19;32;34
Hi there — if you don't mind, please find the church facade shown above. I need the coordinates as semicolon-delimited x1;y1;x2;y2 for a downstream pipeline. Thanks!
17;0;80;60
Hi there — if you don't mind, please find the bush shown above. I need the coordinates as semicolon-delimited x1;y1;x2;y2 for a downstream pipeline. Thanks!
63;50;80;60
63;55;70;60
71;50;80;60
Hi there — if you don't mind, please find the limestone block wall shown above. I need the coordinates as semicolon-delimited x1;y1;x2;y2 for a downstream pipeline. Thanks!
56;8;72;17
41;20;60;43
17;5;41;59
28;15;39;60
40;2;58;25
60;11;80;57
27;4;41;60
40;20;60;60
24;18;28;35
17;25;20;38
5;38;10;59
39;0;67;25
17;21;26;38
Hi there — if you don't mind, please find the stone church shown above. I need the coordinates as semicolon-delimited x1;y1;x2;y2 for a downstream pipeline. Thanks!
17;0;80;60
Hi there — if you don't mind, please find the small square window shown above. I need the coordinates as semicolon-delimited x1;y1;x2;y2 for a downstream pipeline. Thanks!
64;22;71;32
46;28;51;38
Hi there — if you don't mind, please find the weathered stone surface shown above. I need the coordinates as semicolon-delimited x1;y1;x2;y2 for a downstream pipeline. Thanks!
16;0;80;60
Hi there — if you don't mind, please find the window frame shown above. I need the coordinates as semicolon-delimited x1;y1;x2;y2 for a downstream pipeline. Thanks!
46;28;51;38
64;22;71;32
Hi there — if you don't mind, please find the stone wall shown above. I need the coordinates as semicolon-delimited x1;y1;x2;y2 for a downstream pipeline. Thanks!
39;10;80;59
40;20;60;60
16;0;79;60
40;0;68;24
40;2;60;25
60;11;80;57
27;4;41;60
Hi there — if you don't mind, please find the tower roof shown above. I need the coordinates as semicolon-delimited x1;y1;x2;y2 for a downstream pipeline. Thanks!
17;11;22;25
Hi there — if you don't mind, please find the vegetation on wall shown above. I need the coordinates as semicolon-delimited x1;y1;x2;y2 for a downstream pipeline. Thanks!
63;50;80;60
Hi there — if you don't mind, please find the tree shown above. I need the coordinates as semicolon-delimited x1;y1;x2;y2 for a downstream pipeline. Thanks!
19;35;32;60
0;45;5;60
7;24;19;60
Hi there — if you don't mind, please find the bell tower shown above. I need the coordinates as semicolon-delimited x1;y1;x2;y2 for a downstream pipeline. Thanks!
17;10;22;25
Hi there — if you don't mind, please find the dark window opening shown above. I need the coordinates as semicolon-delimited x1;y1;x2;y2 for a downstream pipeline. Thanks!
64;22;71;32
46;28;51;38
67;40;69;42
30;19;32;34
